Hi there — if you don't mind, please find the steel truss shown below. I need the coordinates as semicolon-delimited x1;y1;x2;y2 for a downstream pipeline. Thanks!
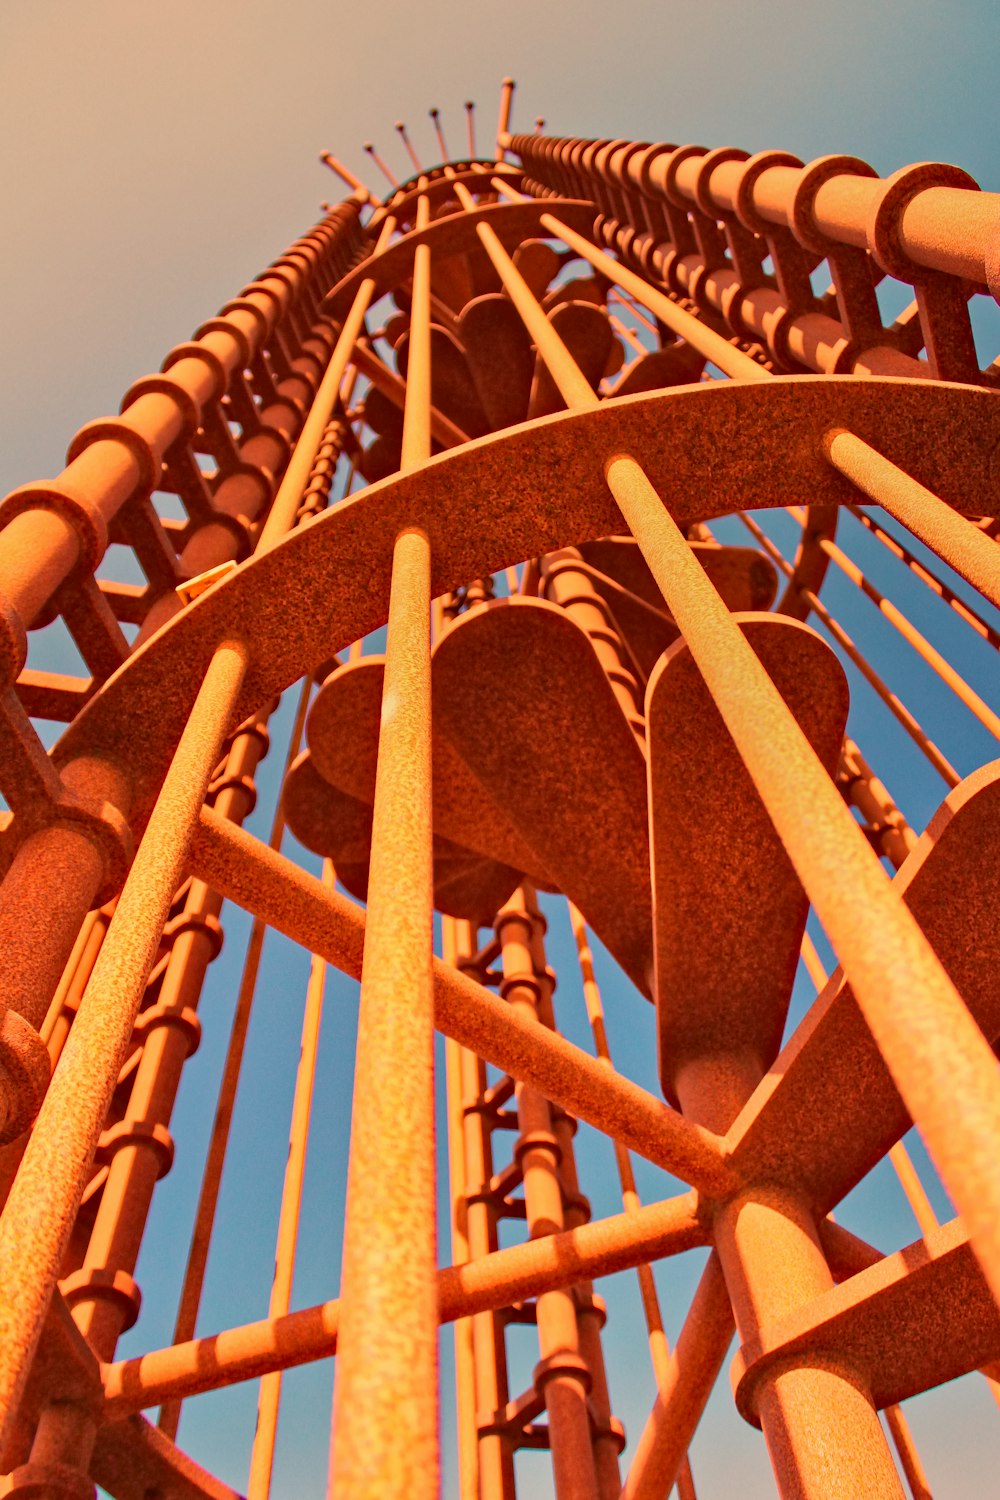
0;78;999;1500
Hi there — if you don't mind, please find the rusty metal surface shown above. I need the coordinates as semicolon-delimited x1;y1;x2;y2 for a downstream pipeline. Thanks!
1;84;999;1499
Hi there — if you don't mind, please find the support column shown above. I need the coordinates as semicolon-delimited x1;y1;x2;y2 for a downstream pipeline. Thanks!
329;186;439;1500
497;890;600;1500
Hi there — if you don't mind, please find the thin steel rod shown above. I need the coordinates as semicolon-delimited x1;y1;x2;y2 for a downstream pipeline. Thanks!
786;506;1000;743
247;864;331;1500
608;289;661;336
350;338;468;448
454;181;598;410
620;1254;734;1500
187;809;736;1197
102;1189;705;1417
824;428;1000;612
429;108;448;161
158;675;312;1442
395;122;422;174
605;451;1000;1310
608;315;649;358
256;216;397;550
363;143;399;188
735;510;961;785
569;904;697;1500
330;190;436;1496
882;1405;934;1500
0;640;249;1452
846;505;1000;652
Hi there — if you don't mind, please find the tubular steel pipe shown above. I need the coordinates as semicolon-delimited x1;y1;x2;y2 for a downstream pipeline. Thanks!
256;216;397;550
329;192;437;1497
247;866;331;1500
711;1185;906;1500
457;1035;516;1500
187;810;736;1197
526;896;621;1499
735;510;961;787
158;676;313;1443
569;905;698;1500
496;893;600;1500
823;428;1000;613
0;639;248;1453
101;1190;706;1418
604;454;1000;1312
620;1254;734;1500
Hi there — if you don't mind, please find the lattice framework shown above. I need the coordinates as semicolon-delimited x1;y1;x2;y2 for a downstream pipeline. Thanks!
0;77;998;1500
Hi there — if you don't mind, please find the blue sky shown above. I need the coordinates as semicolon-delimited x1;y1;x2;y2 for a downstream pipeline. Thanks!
2;2;1000;1496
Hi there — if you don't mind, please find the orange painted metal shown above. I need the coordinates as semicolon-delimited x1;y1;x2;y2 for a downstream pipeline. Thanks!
1;96;999;1500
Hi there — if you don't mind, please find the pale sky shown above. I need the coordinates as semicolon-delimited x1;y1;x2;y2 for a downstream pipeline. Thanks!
2;0;998;492
2;3;1000;1497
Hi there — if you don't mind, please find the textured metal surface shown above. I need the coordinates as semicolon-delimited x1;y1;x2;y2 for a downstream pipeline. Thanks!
0;81;999;1499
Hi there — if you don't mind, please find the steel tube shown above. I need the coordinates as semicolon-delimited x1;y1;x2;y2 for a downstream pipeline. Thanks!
247;871;330;1500
187;809;736;1196
620;1254;734;1500
497;894;599;1500
330;191;437;1496
603;452;1000;1310
442;920;480;1500
823;427;1000;613
256;217;397;550
101;1189;705;1417
0;639;248;1453
736;511;961;786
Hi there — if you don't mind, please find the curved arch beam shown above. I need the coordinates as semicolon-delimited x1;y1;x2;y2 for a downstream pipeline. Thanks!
369;164;525;229
49;375;1000;835
323;198;599;318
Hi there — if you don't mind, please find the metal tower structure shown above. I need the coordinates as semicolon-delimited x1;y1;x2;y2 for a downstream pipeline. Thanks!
0;77;999;1500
